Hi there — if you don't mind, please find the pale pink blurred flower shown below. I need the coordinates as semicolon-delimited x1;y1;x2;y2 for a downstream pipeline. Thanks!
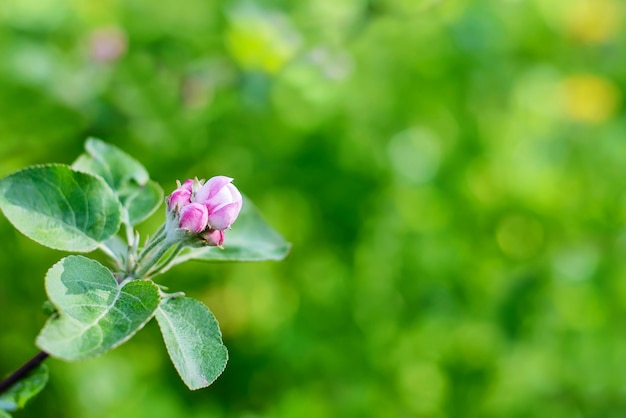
89;27;127;63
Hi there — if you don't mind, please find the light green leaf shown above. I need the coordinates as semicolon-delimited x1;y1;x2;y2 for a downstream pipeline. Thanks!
0;164;122;252
36;256;160;360
77;137;149;189
124;180;163;225
101;234;128;265
73;138;163;226
155;297;228;390
174;197;290;263
0;410;10;417
0;365;48;413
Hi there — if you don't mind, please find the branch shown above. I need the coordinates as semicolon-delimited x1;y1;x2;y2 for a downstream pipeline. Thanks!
0;351;49;395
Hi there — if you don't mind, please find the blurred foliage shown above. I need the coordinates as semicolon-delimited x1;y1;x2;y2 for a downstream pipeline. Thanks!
0;365;48;415
1;0;626;417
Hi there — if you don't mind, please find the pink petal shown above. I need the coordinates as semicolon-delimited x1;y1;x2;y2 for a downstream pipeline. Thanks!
194;176;233;204
181;179;194;192
207;202;241;230
179;203;209;233
168;189;192;211
200;229;224;247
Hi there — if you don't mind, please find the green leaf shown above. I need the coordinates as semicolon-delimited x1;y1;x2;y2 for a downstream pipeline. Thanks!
36;256;160;360
155;297;228;390
124;180;163;225
41;300;57;316
0;365;48;413
101;234;129;265
75;137;149;189
0;164;122;252
174;197;290;263
73;138;163;226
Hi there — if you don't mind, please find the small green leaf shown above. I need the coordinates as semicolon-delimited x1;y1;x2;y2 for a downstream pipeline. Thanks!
36;256;160;360
174;197;290;263
101;234;129;264
124;180;163;225
41;300;56;316
0;164;122;252
73;138;163;226
76;137;149;189
0;365;48;413
0;410;10;417
155;297;228;390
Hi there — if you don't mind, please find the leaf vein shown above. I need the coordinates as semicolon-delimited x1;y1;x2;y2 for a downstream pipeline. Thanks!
38;175;77;228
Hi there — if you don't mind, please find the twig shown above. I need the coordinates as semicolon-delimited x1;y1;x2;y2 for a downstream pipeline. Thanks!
0;351;49;395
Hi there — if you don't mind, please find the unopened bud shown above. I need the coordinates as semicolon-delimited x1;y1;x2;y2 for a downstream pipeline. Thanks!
178;203;208;233
199;229;225;247
165;176;242;246
195;176;243;230
180;179;194;192
168;188;192;211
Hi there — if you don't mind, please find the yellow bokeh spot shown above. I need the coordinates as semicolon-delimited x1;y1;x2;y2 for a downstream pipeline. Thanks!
566;0;622;44
226;10;300;74
202;265;299;337
560;75;621;124
71;0;121;24
203;284;249;337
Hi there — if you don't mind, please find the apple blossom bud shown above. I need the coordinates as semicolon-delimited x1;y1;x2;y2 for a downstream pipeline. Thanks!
199;229;224;247
206;197;242;230
195;176;243;230
178;203;208;233
168;188;192;211
194;176;229;203
168;179;197;211
180;179;194;192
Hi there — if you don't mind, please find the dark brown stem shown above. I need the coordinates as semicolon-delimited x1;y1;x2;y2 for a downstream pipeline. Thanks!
0;351;49;395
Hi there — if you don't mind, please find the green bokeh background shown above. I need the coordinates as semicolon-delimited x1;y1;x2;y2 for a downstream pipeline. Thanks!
2;0;626;416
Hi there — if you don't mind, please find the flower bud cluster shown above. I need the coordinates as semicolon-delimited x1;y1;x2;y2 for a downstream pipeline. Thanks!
166;176;242;247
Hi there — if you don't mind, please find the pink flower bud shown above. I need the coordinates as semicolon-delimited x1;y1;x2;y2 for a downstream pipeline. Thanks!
194;176;234;205
168;188;192;211
199;229;224;247
206;198;242;231
180;179;194;192
178;203;208;233
194;176;243;230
